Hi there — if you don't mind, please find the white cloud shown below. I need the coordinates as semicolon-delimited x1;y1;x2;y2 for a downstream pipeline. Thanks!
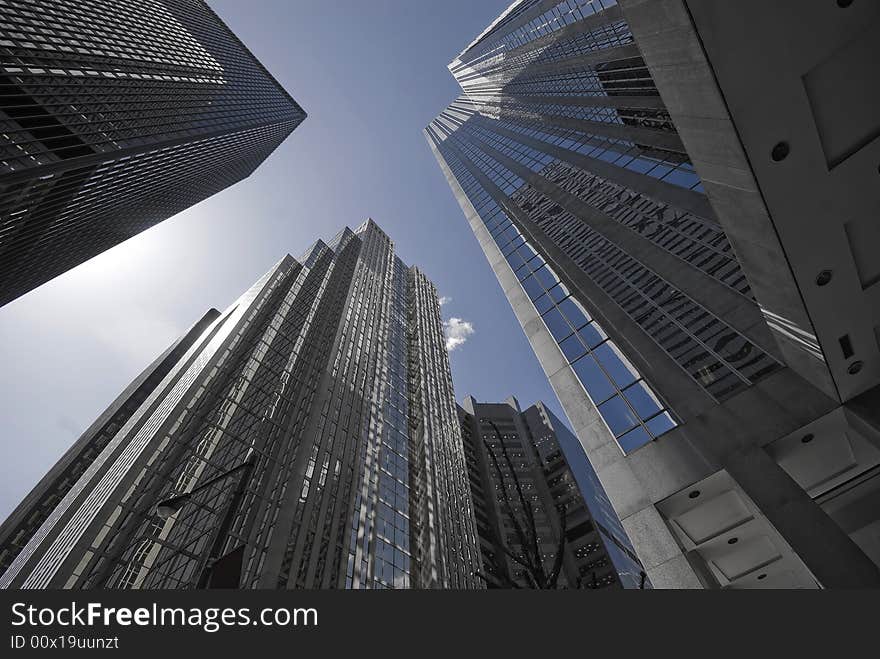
438;296;452;306
443;317;474;352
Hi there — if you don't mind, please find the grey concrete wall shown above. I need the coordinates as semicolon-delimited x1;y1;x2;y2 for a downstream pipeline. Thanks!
618;0;837;400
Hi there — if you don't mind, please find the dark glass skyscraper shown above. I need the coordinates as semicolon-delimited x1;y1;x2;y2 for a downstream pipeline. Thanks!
0;0;305;306
0;220;481;590
427;0;880;588
458;395;645;589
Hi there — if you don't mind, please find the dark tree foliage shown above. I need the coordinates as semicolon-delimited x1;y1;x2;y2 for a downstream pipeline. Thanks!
475;420;567;589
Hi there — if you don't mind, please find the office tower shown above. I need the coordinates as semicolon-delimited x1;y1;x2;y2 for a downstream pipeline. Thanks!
0;220;481;590
0;0;305;307
458;395;645;589
426;0;880;588
0;309;220;577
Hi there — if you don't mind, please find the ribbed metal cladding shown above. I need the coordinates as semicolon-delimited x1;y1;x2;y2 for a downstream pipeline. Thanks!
0;0;306;306
426;0;783;455
0;221;482;590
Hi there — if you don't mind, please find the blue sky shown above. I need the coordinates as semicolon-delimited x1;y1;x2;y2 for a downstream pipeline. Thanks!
0;0;566;520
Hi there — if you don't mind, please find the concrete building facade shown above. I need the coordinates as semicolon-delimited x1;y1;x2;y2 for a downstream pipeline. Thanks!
0;0;305;306
0;220;481;589
426;0;880;588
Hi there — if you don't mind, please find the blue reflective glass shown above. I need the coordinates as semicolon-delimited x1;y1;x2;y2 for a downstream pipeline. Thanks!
557;296;590;329
507;251;526;272
646;411;676;437
548;282;569;301
502;235;525;255
517;243;538;263
625;157;654;174
622;381;664;420
533;293;555;314
500;226;520;243
560;334;587;361
527;253;546;271
578;322;607;349
542;306;573;340
533;265;559;289
484;213;503;229
593;342;638;388
647;163;673;179
617;426;652;453
522;275;546;300
515;260;532;280
571;355;615;403
492;219;513;236
662;167;700;189
598;395;639;436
